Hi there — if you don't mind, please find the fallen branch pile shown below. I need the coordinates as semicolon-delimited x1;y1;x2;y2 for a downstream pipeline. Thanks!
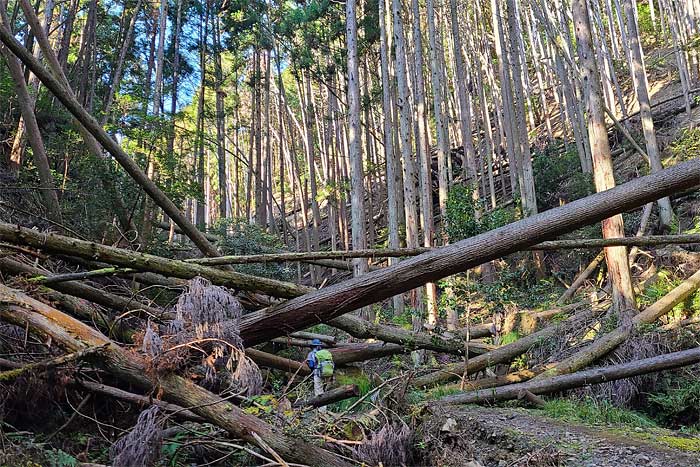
0;285;351;467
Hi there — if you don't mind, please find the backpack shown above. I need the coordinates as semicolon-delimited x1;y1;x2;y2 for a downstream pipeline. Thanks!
315;349;335;378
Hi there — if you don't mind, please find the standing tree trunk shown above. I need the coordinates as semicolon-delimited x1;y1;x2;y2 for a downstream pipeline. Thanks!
410;0;437;325
379;0;404;316
426;0;450;225
346;0;370;319
505;0;537;218
214;15;227;219
195;7;208;229
622;0;674;231
572;0;637;315
391;0;421;315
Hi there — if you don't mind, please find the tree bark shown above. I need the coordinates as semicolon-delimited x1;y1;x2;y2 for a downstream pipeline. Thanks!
293;384;359;409
190;234;700;265
411;307;599;388
214;15;227;219
538;266;700;379
622;0;674;230
346;0;369;317
329;314;494;356
379;0;404;316
0;257;165;323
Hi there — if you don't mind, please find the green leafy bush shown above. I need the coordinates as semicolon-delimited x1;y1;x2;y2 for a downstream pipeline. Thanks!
444;184;515;241
669;128;700;165
211;218;294;281
533;143;593;211
647;374;700;429
638;269;700;317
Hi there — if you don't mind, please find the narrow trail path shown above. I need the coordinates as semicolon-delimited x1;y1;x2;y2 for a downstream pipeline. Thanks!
426;406;700;466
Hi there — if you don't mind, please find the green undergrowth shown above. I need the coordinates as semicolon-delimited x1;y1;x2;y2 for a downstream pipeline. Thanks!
668;128;700;166
637;269;700;317
655;435;700;451
0;429;85;467
441;268;562;322
647;373;700;431
540;398;657;428
330;373;373;412
533;142;594;212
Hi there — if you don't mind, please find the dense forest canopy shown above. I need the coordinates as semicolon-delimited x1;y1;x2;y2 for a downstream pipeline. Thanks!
1;0;700;465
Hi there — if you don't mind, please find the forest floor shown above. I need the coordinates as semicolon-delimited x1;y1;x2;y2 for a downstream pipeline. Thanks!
422;405;700;467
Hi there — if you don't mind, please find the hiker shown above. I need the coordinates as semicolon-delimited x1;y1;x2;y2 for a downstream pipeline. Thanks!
306;338;335;410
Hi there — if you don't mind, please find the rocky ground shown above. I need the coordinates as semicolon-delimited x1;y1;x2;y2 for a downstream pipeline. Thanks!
420;405;700;466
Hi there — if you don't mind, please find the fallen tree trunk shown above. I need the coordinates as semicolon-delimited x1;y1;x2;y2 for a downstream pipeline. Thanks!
0;346;105;382
329;314;494;355
293;385;360;409
290;331;336;345
0;285;350;467
272;337;337;348
330;342;407;365
436;267;700;397
0;263;312;376
155;221;362;272
239;159;700;345
558;251;605;304
438;346;700;405
244;348;311;376
0;20;222;260
411;307;600;388
0;258;167;321
0;223;311;299
28;267;139;285
191;234;700;265
537;267;700;379
77;380;205;423
57;255;188;289
455;303;586;340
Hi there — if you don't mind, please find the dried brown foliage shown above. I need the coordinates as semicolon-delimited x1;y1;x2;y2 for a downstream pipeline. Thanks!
136;277;262;396
352;422;413;467
110;405;163;467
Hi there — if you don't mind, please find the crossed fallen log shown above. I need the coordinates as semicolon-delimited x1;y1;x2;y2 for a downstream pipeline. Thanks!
437;346;700;405
421;266;700;399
